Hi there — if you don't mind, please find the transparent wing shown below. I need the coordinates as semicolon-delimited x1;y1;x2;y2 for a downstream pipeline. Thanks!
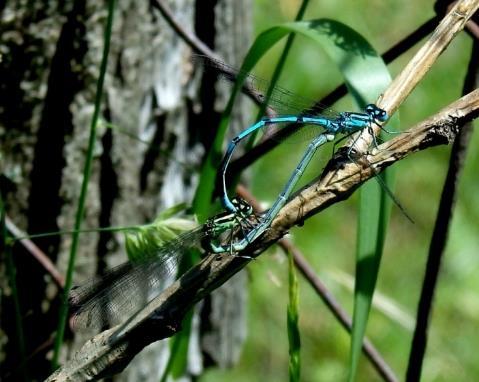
69;227;206;330
193;55;339;118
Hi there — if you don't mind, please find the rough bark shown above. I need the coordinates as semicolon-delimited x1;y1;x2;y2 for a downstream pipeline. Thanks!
0;0;251;380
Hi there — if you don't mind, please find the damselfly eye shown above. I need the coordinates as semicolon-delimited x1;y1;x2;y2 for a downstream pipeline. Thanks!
231;197;253;215
376;108;388;122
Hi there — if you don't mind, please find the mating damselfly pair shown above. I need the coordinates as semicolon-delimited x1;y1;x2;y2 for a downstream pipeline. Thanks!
69;55;398;333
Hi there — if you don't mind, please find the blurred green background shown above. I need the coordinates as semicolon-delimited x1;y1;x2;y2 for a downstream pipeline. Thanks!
202;0;479;381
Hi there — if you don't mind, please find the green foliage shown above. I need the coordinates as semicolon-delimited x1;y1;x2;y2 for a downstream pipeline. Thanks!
124;203;193;263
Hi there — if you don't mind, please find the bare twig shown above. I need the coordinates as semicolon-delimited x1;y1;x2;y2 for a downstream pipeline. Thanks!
151;0;216;58
283;242;398;382
466;18;479;39
46;89;479;381
5;216;64;288
236;185;398;382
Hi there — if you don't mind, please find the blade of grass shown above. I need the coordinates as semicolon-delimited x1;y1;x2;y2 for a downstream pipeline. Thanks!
1;194;29;381
51;0;117;369
287;249;301;382
350;117;400;381
350;173;391;381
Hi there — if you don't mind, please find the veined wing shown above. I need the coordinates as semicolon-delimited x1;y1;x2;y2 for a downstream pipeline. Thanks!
69;226;206;330
193;55;338;118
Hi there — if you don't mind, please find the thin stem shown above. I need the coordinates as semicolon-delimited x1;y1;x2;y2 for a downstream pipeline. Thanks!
5;219;150;290
5;216;64;288
51;0;117;369
14;224;149;241
151;0;271;111
152;0;216;58
465;19;479;39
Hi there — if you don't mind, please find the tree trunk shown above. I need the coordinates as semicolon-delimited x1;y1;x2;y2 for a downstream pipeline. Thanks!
0;0;251;380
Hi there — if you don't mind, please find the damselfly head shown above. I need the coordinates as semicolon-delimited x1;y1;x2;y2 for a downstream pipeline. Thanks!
365;104;388;122
231;197;253;217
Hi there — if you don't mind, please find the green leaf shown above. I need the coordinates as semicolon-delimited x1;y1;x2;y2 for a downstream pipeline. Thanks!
287;250;301;382
124;204;196;263
351;135;397;381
